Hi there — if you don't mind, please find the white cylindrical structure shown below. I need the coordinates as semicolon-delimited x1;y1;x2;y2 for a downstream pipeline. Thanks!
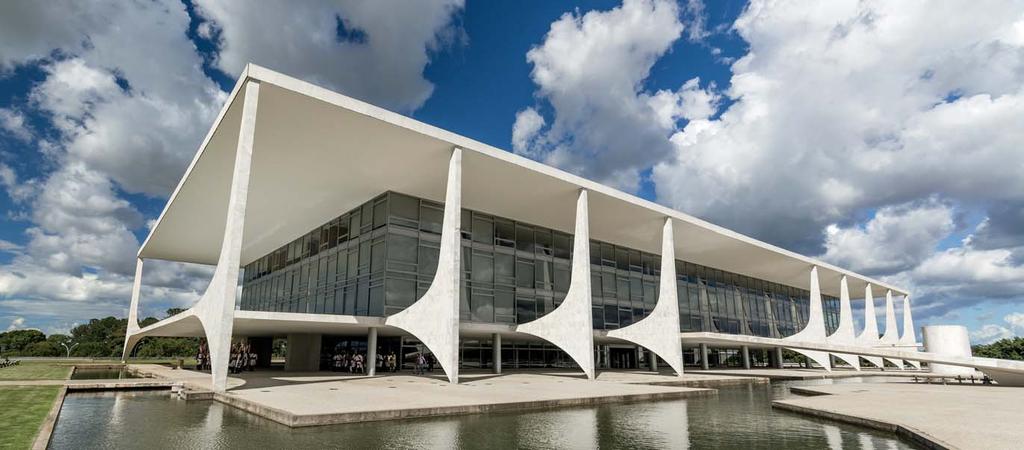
922;325;975;376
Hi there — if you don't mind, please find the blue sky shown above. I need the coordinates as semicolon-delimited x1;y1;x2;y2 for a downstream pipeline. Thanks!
1;0;1022;343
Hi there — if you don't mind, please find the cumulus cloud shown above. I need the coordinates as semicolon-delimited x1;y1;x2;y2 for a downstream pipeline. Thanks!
5;316;25;331
820;200;955;276
513;0;704;192
193;0;465;113
653;0;1024;254
972;312;1024;344
0;0;462;331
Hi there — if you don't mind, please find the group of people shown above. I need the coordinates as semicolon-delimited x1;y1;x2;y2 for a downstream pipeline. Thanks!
329;350;434;374
331;350;366;373
229;342;257;374
194;340;257;373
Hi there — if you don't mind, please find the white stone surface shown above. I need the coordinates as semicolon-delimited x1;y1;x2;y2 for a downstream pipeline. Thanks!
880;290;904;369
606;218;685;377
855;284;885;369
784;266;832;371
517;189;596;380
191;79;260;392
900;295;922;369
922;325;975;376
121;258;145;360
385;148;463;384
827;276;860;370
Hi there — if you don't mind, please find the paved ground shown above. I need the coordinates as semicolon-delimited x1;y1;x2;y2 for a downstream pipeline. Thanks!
773;382;1024;450
131;366;758;426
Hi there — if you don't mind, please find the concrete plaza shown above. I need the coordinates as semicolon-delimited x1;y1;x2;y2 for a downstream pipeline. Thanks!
131;365;767;427
773;382;1024;449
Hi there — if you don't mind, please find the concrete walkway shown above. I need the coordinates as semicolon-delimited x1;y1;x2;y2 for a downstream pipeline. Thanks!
128;366;759;427
220;371;713;426
773;382;1024;450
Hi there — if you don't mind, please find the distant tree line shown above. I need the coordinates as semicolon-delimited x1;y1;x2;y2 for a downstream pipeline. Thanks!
972;337;1024;360
0;308;199;358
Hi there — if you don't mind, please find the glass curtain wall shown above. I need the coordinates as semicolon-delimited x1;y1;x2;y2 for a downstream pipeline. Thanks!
240;191;831;337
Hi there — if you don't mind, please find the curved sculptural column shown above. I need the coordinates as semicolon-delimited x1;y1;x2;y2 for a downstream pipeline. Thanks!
386;148;463;384
516;189;596;379
826;276;860;370
856;284;885;369
880;290;904;370
783;266;832;371
900;295;921;370
607;218;684;377
121;258;145;361
192;79;261;392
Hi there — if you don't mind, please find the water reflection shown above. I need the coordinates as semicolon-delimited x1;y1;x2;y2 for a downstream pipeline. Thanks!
50;379;915;450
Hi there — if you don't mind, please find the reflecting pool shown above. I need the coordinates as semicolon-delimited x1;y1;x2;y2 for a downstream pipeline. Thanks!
69;367;141;380
49;378;914;449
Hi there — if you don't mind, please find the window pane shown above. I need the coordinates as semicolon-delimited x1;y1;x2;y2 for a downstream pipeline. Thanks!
472;216;494;244
387;234;417;264
472;252;493;283
516;260;534;288
390;193;419;222
385;278;415;307
495;219;515;247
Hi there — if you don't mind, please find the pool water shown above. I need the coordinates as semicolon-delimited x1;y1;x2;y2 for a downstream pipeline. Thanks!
69;367;141;380
49;377;914;449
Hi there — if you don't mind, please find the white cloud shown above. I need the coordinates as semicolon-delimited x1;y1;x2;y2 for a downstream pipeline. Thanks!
0;1;224;330
971;323;1015;344
820;200;955;275
511;108;545;156
0;109;31;141
514;0;696;192
5;317;25;331
0;0;460;332
193;0;465;113
652;0;1024;254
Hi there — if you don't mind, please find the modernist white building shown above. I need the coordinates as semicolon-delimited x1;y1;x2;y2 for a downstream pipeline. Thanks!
123;65;1024;392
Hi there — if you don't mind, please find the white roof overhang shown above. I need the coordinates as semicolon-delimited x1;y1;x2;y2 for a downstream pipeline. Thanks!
138;64;907;299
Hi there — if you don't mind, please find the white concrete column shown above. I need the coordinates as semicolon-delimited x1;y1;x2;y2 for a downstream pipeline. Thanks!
856;284;885;369
602;345;610;369
774;347;784;369
492;333;502;374
827;276;860;371
880;289;904;370
900;295;921;369
606;217;685;376
121;258;145;361
741;345;751;370
193;79;260;392
516;189;596;379
367;327;378;376
650;350;658;371
385;148;463;384
699;343;709;370
783;266;832;371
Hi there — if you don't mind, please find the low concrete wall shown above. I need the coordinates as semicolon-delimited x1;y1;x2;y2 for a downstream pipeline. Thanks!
214;389;716;428
771;400;953;450
31;386;67;450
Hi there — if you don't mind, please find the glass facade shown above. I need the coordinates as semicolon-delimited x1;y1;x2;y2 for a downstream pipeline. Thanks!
240;192;840;338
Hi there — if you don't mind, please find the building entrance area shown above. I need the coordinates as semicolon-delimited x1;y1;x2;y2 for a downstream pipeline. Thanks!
608;347;637;369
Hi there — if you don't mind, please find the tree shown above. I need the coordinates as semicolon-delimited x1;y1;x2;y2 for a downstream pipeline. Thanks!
165;308;187;318
973;337;1024;360
0;329;46;354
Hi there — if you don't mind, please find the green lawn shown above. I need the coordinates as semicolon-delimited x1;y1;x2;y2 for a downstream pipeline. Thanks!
0;361;73;381
0;386;60;450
